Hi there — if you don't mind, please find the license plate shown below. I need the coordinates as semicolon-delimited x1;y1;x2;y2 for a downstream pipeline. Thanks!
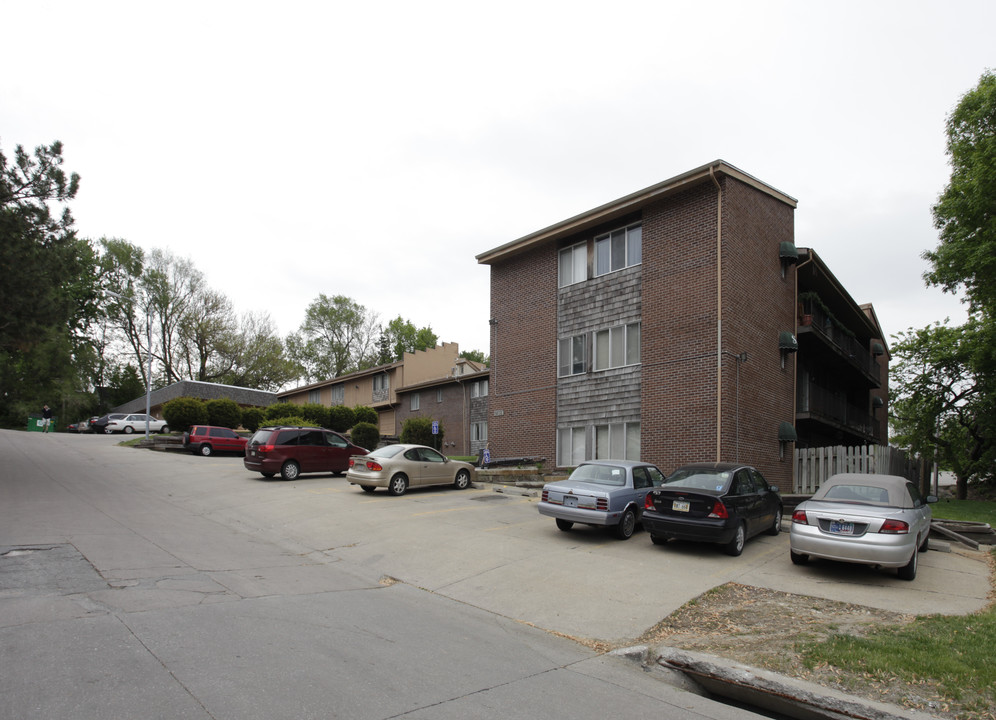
829;521;854;535
672;500;690;512
563;496;578;508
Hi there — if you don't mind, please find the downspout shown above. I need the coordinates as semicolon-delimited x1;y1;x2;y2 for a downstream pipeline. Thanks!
709;166;723;462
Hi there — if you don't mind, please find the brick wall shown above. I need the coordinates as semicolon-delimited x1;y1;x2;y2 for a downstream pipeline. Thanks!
488;244;558;463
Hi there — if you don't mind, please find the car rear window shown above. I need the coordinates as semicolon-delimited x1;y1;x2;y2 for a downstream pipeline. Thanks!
665;469;733;492
820;484;892;505
368;445;405;458
249;429;275;446
570;464;626;486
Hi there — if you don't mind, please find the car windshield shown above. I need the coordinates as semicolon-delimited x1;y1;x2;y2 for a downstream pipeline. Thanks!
819;484;893;506
569;464;627;486
368;445;406;458
665;469;733;492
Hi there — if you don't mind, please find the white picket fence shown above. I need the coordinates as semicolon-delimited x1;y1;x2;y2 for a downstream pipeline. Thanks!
793;445;922;495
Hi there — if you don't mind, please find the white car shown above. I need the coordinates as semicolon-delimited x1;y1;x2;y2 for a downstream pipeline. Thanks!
105;413;170;434
789;473;936;580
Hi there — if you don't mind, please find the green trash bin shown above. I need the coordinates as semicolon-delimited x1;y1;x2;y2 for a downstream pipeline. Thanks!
27;414;56;432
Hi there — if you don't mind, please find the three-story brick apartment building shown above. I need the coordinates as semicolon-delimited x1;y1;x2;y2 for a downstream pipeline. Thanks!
476;160;888;490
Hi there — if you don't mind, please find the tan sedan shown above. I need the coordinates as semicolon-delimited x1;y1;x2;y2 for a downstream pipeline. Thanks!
346;444;475;496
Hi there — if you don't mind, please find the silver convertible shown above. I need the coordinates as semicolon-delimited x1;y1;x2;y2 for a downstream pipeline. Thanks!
789;473;936;581
538;460;666;540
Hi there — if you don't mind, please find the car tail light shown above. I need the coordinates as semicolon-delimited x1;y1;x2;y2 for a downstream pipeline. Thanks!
258;444;274;453
596;498;608;511
879;519;910;534
645;494;655;510
348;459;355;468
792;509;808;524
707;500;729;519
542;490;549;502
365;461;383;471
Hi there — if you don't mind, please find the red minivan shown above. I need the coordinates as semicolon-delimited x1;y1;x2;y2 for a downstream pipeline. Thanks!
244;426;368;480
184;425;249;456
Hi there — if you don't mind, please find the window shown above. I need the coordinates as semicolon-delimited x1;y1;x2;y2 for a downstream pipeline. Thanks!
558;335;586;377
558;242;587;287
471;421;487;442
436;388;443;403
471;379;488;398
557;426;586;466
594;323;640;370
330;385;344;405
308;389;321;403
594;422;640;461
373;374;389;391
410;393;420;411
595;223;641;276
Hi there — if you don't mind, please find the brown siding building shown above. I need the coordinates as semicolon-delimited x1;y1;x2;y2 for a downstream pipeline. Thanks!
477;161;888;490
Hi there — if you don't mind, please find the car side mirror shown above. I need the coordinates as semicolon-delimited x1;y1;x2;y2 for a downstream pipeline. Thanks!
769;485;780;493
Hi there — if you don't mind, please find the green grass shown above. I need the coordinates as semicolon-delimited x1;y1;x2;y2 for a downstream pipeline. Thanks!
799;545;996;715
931;499;996;525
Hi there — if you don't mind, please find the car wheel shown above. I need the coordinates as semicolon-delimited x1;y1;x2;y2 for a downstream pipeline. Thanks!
897;549;918;581
161;425;169;433
767;507;783;536
614;508;637;540
790;550;809;565
280;461;301;481
387;474;408;496
124;426;134;434
199;444;213;457
360;485;376;493
453;469;471;490
919;533;929;552
104;427;112;434
261;472;275;478
555;518;574;532
724;523;746;556
650;534;668;546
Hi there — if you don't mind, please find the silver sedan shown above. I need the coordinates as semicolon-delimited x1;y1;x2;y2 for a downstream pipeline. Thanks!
789;473;936;580
538;460;666;540
346;444;475;496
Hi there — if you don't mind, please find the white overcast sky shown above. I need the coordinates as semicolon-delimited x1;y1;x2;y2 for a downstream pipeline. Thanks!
3;1;992;357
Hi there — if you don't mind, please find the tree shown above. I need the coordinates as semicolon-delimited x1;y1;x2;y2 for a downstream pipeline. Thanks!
380;316;439;361
890;320;996;498
217;312;301;391
286;295;379;381
459;349;489;365
0;140;100;426
925;70;996;314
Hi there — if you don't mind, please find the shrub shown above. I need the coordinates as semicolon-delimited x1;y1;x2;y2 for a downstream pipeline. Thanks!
400;416;443;448
240;407;265;432
265;402;301;420
350;422;380;452
297;402;329;427
205;398;242;429
328;405;356;433
353;405;378;425
162;397;208;433
265;415;310;428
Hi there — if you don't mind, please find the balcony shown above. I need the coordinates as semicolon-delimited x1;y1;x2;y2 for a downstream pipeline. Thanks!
798;304;880;386
797;381;878;443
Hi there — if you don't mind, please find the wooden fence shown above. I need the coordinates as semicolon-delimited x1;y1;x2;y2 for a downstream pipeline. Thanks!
793;445;924;495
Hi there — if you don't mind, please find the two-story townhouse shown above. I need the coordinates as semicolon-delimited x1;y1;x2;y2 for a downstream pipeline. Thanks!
477;160;887;490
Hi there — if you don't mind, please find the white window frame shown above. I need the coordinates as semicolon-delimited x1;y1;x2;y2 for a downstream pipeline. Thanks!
594;422;641;461
558;242;587;288
557;426;586;467
594;223;642;276
471;379;489;398
436;388;443;403
558;335;586;377
373;374;389;391
471;421;488;442
593;322;640;371
410;393;420;411
330;384;344;405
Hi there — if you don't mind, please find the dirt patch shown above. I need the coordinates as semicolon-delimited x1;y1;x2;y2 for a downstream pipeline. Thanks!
638;582;993;719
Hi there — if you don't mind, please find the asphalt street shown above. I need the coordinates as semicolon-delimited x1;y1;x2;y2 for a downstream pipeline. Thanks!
1;430;991;719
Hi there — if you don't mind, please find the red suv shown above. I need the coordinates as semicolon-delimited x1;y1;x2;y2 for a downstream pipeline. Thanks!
244;426;368;480
184;425;249;456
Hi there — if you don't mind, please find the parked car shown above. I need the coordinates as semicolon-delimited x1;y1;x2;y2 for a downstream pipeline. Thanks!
789;473;936;581
538;460;666;540
346;444;475;496
89;413;126;433
642;462;782;556
105;413;170;434
244;426;367;480
183;425;248;456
